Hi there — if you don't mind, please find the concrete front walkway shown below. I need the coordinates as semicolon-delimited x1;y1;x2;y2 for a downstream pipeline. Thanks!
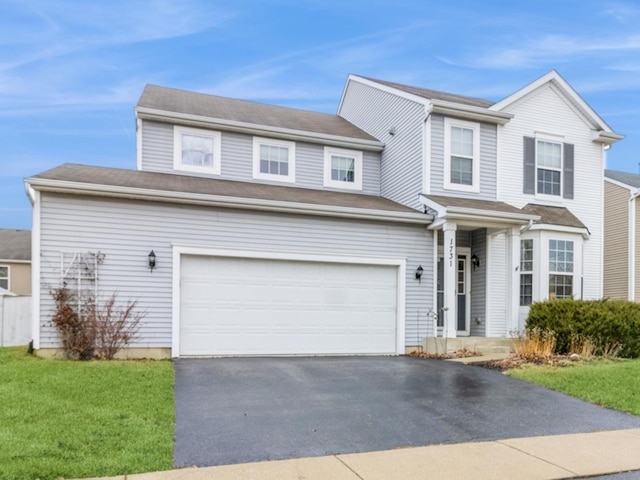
83;428;640;480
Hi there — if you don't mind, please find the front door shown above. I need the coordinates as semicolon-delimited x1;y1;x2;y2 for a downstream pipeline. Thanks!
437;254;470;336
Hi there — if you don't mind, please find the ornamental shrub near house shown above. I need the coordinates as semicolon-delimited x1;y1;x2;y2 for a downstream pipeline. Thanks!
526;298;640;358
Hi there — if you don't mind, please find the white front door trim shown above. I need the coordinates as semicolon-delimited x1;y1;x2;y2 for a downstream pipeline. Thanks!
171;244;406;357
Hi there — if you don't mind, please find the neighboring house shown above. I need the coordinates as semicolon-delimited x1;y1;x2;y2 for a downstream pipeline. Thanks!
603;170;640;301
25;70;621;358
0;229;31;296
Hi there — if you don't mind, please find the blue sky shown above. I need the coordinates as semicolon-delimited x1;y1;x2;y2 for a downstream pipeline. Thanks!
2;0;640;230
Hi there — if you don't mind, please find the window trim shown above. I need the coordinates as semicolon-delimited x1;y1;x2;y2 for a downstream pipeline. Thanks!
519;239;534;306
535;134;563;200
252;137;296;183
547;238;574;299
323;147;363;191
443;118;480;193
173;126;222;175
0;265;9;291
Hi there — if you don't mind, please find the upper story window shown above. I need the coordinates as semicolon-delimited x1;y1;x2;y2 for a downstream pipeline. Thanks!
444;118;480;193
536;140;562;196
523;136;574;200
253;137;295;183
173;126;221;175
548;239;574;299
0;265;8;290
323;147;363;191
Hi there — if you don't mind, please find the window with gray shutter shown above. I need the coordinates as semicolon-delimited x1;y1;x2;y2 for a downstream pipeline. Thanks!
523;137;575;198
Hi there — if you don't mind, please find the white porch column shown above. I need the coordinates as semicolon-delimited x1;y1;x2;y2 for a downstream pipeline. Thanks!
507;226;521;333
443;222;457;338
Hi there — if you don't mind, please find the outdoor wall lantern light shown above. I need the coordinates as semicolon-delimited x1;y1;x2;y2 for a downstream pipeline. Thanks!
415;265;424;283
148;250;157;272
471;254;480;271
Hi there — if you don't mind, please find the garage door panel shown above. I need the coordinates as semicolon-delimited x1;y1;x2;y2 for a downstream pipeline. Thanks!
179;255;398;355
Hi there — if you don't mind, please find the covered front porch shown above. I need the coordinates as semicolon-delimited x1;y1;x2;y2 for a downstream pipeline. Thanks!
421;195;540;352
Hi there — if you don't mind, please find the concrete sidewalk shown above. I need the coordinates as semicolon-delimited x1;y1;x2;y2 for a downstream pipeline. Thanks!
83;428;640;480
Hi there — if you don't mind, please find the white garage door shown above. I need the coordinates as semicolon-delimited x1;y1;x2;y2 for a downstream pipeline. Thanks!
179;255;399;356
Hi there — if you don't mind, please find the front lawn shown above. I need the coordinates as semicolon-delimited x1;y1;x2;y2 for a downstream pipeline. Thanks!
0;347;174;480
508;359;640;417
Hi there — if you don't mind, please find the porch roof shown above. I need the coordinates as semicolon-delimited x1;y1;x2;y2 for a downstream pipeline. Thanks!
420;195;540;227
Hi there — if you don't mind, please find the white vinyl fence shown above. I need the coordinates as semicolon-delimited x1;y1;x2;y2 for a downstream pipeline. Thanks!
0;296;32;347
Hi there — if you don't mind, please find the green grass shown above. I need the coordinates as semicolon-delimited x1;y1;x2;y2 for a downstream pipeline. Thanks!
0;347;174;480
509;359;640;417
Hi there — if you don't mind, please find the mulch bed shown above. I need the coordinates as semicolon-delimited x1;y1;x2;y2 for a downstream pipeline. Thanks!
409;350;578;372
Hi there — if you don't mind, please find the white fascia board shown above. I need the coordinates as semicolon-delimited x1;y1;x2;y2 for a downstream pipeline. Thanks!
26;178;433;225
430;100;512;125
136;107;384;152
490;70;619;136
527;223;590;239
419;195;538;224
0;259;31;264
593;130;624;145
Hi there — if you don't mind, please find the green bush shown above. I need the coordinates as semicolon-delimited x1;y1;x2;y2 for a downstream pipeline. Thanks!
526;298;640;358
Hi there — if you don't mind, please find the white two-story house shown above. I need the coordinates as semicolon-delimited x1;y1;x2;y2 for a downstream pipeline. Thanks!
25;70;621;358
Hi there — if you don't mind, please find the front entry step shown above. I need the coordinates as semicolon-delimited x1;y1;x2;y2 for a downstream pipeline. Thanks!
423;337;514;355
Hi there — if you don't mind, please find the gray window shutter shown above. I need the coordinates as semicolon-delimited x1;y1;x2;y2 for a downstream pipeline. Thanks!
563;143;574;199
523;136;536;194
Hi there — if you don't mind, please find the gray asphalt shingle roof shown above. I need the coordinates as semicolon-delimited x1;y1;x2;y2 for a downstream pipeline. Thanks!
0;229;31;261
605;169;640;189
424;195;527;215
358;76;495;108
29;164;421;214
137;85;378;142
522;204;587;229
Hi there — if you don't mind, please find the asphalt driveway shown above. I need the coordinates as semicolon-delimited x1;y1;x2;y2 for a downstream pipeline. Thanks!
173;356;640;468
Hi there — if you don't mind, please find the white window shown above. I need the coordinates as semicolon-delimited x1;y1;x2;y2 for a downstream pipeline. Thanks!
537;140;562;196
444;118;480;192
253;137;295;183
323;147;363;190
173;126;221;175
548;239;573;298
0;265;8;290
520;239;533;306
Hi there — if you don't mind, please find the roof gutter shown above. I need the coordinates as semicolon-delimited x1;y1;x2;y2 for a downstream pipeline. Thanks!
592;130;624;145
136;107;385;152
429;99;513;125
25;178;433;226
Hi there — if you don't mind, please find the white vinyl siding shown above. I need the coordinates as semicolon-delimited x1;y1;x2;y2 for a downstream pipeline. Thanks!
37;193;432;349
139;120;381;195
487;232;507;337
338;80;425;210
497;83;603;300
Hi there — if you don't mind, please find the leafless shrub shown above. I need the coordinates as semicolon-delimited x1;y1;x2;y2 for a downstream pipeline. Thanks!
51;285;143;360
51;285;96;360
89;293;144;360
